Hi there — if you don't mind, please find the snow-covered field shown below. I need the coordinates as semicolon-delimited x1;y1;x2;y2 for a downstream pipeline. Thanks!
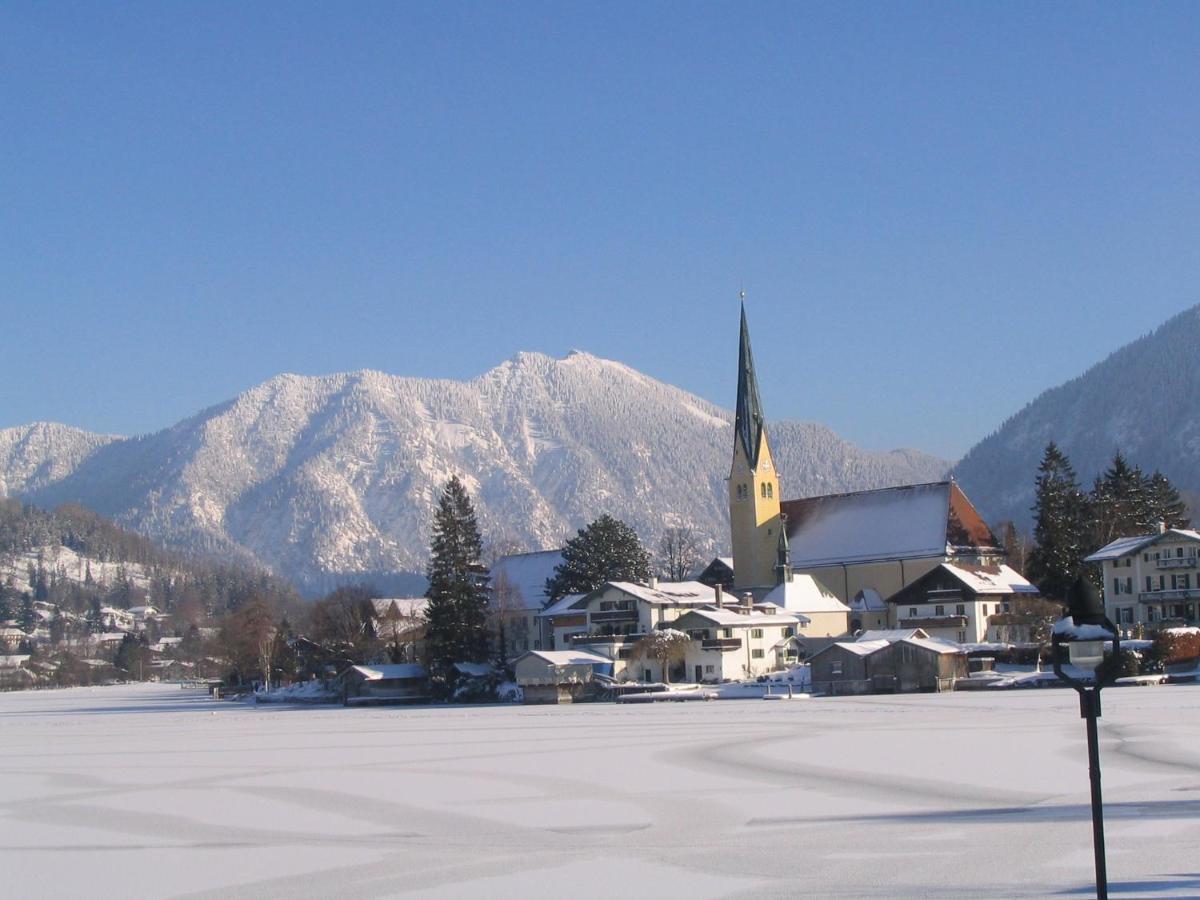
1;684;1198;898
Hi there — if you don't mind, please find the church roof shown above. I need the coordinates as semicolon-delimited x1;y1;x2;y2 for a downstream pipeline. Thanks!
734;303;766;469
761;574;851;614
780;481;999;568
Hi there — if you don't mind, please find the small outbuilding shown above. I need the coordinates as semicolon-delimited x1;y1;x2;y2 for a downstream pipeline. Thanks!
809;635;966;695
513;650;613;704
338;664;429;705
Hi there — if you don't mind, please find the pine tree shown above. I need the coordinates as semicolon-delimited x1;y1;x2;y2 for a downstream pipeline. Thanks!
424;477;491;695
1089;452;1149;546
1144;470;1190;530
545;514;651;602
18;592;36;634
1027;443;1091;602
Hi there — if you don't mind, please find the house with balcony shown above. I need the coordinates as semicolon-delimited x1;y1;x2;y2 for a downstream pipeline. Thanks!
885;562;1040;644
556;578;807;682
1085;527;1200;631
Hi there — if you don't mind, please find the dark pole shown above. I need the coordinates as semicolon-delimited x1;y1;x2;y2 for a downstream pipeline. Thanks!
1080;690;1108;899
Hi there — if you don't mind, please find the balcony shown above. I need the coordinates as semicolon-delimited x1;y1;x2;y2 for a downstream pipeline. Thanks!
899;615;968;628
1156;556;1197;569
701;638;742;651
571;633;642;646
1137;589;1200;603
590;610;638;624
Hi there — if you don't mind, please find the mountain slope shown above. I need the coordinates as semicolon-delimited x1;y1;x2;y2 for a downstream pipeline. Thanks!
953;303;1200;527
3;352;948;592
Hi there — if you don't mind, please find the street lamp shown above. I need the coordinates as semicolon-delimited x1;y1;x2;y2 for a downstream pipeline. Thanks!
1051;575;1121;900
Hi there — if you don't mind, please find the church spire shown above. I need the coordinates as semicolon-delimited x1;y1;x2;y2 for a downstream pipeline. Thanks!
734;298;766;470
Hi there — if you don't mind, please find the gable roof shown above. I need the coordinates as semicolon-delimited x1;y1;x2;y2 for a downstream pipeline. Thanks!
856;628;929;642
762;574;851;614
491;549;565;611
939;563;1039;595
518;649;611;667
1085;529;1200;562
849;589;887;612
537;592;588;618
603;581;720;607
780;481;998;568
677;607;807;628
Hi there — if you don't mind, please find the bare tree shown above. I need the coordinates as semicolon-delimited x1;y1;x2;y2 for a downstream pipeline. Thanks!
657;527;702;582
630;628;692;684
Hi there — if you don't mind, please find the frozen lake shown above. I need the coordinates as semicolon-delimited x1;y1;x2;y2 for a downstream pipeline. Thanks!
1;683;1198;898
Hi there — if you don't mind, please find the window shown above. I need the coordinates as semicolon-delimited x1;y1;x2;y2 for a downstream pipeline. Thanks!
1144;553;1149;562
1179;548;1186;558
1146;576;1153;591
1126;577;1133;593
1113;578;1121;596
781;627;791;637
982;604;988;616
1183;574;1192;590
766;483;773;499
721;628;732;639
958;631;966;642
761;483;767;499
909;608;917;617
751;649;764;659
704;664;714;673
935;605;945;616
831;660;843;675
750;628;763;638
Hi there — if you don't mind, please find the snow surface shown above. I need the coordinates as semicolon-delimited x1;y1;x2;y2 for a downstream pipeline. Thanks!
1;683;1199;898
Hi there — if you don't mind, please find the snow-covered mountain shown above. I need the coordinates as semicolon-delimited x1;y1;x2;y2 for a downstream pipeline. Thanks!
2;351;948;592
0;423;119;497
953;303;1200;527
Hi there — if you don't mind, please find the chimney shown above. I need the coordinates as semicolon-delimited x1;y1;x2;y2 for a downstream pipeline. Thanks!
648;575;658;590
741;592;753;614
1157;520;1168;535
714;583;724;608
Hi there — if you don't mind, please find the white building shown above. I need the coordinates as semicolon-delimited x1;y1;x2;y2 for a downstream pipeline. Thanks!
1085;527;1200;631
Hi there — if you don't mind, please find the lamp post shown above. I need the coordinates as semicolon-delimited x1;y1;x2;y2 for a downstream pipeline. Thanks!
1051;576;1120;900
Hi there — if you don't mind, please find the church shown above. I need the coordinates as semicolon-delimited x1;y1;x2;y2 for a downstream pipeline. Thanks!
719;302;1007;635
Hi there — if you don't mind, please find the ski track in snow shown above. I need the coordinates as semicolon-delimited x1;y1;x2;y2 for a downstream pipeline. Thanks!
0;684;1198;898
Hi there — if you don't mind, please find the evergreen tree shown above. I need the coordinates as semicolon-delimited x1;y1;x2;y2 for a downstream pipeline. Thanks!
1027;443;1091;602
1144;470;1190;530
1089;452;1149;546
424;477;491;694
0;581;13;623
18;592;36;634
545;514;651;602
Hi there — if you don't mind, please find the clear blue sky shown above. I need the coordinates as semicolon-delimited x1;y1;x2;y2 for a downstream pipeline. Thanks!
3;3;1198;459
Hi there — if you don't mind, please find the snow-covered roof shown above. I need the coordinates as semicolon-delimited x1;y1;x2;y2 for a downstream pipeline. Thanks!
349;664;427;680
762;574;851;614
0;654;30;668
537;593;588;617
781;482;999;567
605;581;720;607
683;607;806;628
856;628;929;643
938;563;1039;595
373;597;428;619
454;662;492;677
901;636;964;655
849;588;887;612
519;650;611;667
1084;529;1200;562
491;549;564;611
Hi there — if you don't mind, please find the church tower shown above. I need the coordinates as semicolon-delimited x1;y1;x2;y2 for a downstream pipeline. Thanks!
729;301;782;591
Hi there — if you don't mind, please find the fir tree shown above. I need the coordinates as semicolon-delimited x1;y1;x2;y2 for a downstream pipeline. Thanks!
1089;452;1149;546
1027;443;1091;602
18;592;37;634
1144;470;1190;530
424;477;491;695
545;514;651;602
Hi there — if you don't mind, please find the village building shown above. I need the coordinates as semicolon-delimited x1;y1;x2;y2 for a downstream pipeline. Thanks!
809;632;967;695
490;549;562;657
887;562;1040;644
372;597;428;662
848;589;889;633
669;606;806;683
513;649;613;704
724;303;1003;627
337;663;430;705
1085;526;1200;631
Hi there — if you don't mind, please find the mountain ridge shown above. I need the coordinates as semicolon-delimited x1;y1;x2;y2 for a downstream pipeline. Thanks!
2;351;950;593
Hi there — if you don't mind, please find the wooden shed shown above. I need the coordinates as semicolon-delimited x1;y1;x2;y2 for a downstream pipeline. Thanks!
513;650;613;704
338;664;429;705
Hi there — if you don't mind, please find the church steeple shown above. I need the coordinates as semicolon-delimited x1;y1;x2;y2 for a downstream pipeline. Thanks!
728;297;782;591
734;301;766;470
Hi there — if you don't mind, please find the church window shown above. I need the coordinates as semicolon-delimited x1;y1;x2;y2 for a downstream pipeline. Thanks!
766;483;773;499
